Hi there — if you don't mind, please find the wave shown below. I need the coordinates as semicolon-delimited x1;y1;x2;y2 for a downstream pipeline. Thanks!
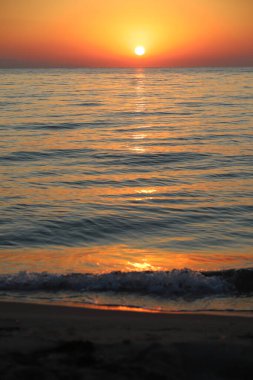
0;148;95;162
0;268;252;297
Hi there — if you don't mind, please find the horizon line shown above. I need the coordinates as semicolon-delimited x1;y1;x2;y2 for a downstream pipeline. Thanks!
0;65;252;70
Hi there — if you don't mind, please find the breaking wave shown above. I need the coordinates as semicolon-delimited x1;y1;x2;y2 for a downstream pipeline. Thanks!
0;268;252;298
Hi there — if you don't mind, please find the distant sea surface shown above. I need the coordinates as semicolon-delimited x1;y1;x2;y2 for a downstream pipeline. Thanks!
0;68;252;312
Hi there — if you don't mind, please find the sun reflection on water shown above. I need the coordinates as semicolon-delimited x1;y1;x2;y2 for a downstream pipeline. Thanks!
127;261;159;271
137;189;157;194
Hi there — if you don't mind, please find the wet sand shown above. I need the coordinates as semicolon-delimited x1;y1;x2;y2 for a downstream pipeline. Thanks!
0;301;252;379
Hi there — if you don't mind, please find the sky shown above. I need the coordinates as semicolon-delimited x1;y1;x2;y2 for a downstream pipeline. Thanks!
0;0;253;67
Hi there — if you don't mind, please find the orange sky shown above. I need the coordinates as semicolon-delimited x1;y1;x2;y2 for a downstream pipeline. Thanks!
0;0;253;67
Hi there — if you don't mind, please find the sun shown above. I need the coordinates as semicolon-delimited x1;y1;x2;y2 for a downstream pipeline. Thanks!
135;46;145;56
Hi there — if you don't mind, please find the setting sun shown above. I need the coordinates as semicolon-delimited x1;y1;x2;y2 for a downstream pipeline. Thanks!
135;46;145;56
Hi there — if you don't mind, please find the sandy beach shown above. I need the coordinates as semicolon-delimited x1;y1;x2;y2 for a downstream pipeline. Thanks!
0;302;252;379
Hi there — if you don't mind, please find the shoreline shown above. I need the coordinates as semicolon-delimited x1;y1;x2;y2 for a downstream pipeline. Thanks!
1;301;253;379
1;298;253;318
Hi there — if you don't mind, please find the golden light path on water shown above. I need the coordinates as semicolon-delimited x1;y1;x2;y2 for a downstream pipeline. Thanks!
1;246;252;274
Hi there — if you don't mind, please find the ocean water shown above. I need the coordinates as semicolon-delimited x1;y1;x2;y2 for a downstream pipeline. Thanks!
0;68;252;312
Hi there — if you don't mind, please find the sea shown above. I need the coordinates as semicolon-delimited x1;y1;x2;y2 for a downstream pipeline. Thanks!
0;68;252;313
